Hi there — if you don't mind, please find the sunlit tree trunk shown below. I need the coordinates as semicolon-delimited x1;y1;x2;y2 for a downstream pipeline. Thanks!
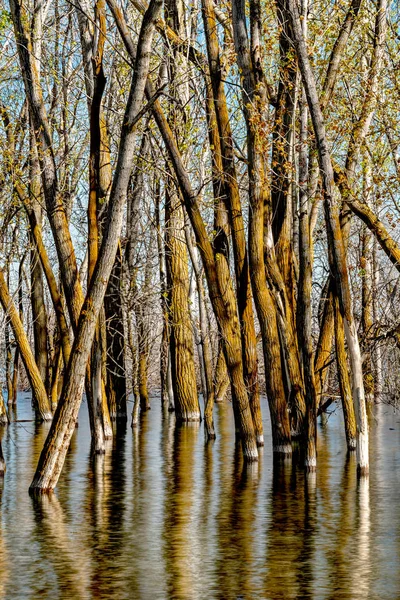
30;0;163;491
165;185;200;421
0;269;52;421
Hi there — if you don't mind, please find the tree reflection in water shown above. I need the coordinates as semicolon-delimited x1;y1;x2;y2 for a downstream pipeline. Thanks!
0;394;398;599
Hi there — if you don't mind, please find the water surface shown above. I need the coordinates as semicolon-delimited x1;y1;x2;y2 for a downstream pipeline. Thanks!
0;393;399;599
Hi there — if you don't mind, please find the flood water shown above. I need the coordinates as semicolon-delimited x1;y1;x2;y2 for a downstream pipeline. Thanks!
0;393;399;599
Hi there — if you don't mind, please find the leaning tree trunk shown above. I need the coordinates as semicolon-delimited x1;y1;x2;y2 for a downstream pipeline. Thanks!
29;0;164;492
0;269;52;421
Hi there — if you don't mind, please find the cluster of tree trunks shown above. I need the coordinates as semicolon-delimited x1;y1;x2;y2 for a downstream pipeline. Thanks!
0;0;396;487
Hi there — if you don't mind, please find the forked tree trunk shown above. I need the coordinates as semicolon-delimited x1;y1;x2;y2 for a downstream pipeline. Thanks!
231;0;292;453
29;0;163;492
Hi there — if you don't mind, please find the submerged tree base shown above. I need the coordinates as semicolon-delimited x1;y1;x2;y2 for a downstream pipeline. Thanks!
357;465;369;477
273;444;292;455
305;457;317;473
176;412;202;423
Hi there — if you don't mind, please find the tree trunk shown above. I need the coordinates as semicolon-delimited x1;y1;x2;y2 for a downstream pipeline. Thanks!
296;2;317;469
287;0;369;474
104;246;127;421
185;223;215;438
30;0;163;492
333;294;357;451
0;269;52;421
165;186;200;421
0;388;8;426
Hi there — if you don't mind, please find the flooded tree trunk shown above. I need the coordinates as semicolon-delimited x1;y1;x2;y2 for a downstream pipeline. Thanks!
287;0;369;474
185;224;215;438
163;0;200;423
104;246;127;421
155;186;172;411
87;2;112;453
231;0;292;453
297;7;317;468
30;0;163;492
111;0;257;457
